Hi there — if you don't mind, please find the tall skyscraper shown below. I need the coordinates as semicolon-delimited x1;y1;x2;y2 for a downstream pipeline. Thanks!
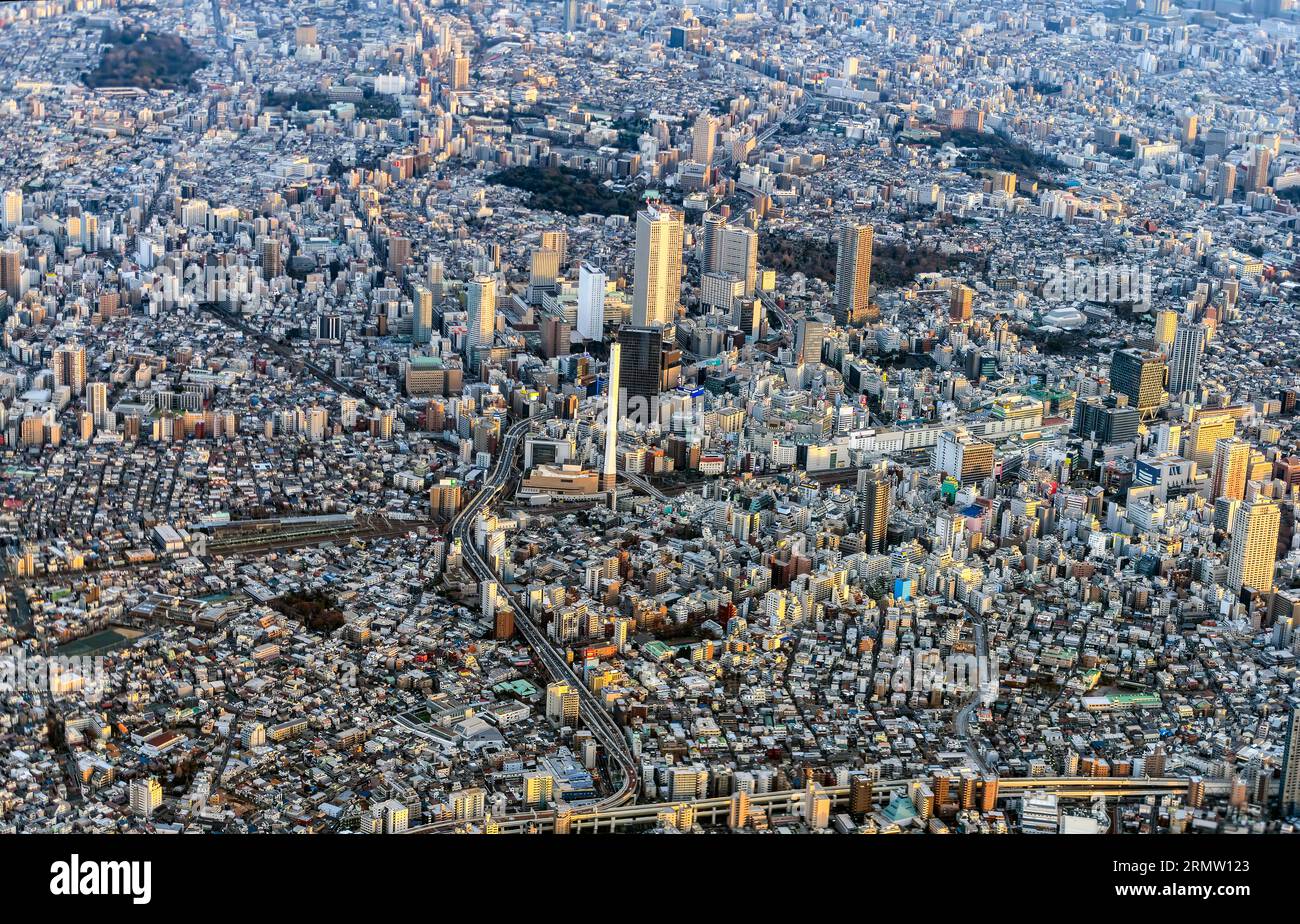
718;225;758;296
1186;413;1235;467
1251;145;1272;192
1167;321;1205;395
87;382;108;426
466;274;496;365
736;297;764;341
1211;437;1249;501
450;54;470;89
259;237;282;281
602;342;621;498
950;284;974;322
856;466;891;554
0;240;22;300
3;189;21;231
632;206;683;328
619;326;664;419
577;262;607;341
933;427;994;486
1153;309;1179;353
834;223;873;326
692;111;716;166
1109;348;1166;418
540;229;568;268
795;316;825;366
1279;705;1300;818
527;247;560;304
387;234;411;273
700;212;726;276
52;343;87;395
1227;497;1280;594
411;283;434;345
1217;162;1236;204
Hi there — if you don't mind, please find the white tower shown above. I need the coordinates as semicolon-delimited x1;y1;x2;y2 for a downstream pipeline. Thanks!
602;343;621;504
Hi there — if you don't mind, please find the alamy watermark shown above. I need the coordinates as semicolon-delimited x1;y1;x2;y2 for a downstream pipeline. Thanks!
0;651;109;699
595;387;706;442
889;653;1000;697
1044;259;1153;308
137;261;268;311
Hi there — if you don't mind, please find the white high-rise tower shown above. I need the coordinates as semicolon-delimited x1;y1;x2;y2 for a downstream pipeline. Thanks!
602;342;621;505
577;262;606;341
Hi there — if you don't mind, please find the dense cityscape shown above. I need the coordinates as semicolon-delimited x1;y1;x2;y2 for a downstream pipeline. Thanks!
0;0;1298;841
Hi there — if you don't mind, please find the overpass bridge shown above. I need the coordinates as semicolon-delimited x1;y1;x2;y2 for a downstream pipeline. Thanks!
407;774;1225;834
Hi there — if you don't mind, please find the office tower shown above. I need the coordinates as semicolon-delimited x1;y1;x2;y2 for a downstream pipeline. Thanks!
1153;309;1178;352
634;206;686;328
700;212;726;275
295;24;318;47
1214;496;1241;533
3;189;21;231
632;206;683;328
795;316;825;365
736;297;764;341
541;315;570;359
702;271;744;315
1108;348;1166;418
1227;497;1280;594
577;262;607;341
1217;162;1236;204
450;54;470;89
540;229;568;268
602;342;621;495
619;326;664;417
258;237;282;280
692;111;716;166
1211;437;1249;501
949;284;974;322
1186;413;1235;467
52;343;87;395
427;255;445;292
466;274;496;364
527;247;560;304
319;313;343;341
0;241;21;300
1279;705;1300;818
1251;145;1272;192
856;466;891;554
564;0;579;30
130;778;163;818
834;223;873;326
411;284;434;345
87;382;108;426
387;234;411;273
1167;321;1205;395
933;427;994;486
718;225;758;296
